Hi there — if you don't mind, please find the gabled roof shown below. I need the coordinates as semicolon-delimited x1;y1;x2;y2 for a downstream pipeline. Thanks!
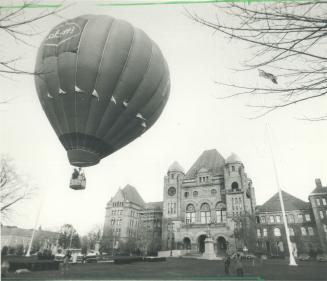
257;190;310;212
122;184;145;207
145;201;163;210
185;149;225;179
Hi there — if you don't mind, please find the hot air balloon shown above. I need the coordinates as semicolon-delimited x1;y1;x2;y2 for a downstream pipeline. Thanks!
35;14;170;190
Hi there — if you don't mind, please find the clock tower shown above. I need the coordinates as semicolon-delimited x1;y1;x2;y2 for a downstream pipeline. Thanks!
162;161;185;250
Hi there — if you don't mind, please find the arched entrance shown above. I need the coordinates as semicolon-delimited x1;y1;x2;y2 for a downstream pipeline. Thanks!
217;236;227;255
183;237;191;250
198;235;207;253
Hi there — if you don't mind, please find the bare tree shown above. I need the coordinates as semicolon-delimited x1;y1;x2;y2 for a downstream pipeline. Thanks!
58;224;80;249
0;155;36;221
189;2;327;120
0;1;66;77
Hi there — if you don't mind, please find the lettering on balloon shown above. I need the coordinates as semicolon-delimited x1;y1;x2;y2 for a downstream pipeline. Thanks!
45;22;81;46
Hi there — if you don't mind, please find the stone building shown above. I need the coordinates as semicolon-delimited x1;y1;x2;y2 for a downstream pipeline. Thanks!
102;149;326;257
255;179;327;257
161;149;256;256
103;185;163;254
308;179;327;253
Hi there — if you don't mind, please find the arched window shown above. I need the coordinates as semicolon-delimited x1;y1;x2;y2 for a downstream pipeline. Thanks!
301;227;307;236
274;228;281;237
215;202;226;223
185;204;196;224
288;214;295;223
211;189;217;196
231;182;239;191
193;191;198;197
257;229;261;237
184;192;189;198
200;203;211;224
289;228;295;236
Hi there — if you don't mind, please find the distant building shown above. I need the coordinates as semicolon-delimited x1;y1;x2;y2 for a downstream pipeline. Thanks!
1;225;59;253
255;179;327;257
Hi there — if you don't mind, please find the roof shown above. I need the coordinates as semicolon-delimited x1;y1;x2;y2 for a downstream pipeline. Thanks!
185;149;225;179
1;226;59;238
168;161;184;173
257;191;311;212
1;226;33;237
122;185;145;207
145;201;163;210
226;153;242;164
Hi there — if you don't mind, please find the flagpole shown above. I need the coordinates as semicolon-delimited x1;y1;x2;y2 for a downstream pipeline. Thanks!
26;201;43;257
265;123;297;266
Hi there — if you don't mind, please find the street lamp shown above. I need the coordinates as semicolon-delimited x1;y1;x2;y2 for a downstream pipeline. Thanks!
167;221;174;257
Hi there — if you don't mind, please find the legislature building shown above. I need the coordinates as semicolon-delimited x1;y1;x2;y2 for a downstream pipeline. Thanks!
102;149;327;257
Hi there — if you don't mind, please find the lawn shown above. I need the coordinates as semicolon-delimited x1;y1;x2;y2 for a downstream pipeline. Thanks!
2;257;327;280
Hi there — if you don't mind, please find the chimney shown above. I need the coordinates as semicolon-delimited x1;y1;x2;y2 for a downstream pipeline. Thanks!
315;178;322;188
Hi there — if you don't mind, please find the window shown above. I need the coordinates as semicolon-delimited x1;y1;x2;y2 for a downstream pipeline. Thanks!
111;218;115;225
297;214;303;223
232;166;235;172
211;189;217;196
231;182;239;191
274;228;281;237
289;228;295;236
305;214;311;222
316;198;321;206
301;227;307;236
185;204;196;224
200;203;211;224
275;215;281;223
320;211;324;219
184;192;189;198
167;203;176;214
323;224;327;233
288;215;295;223
215;202;226;223
322;198;327;205
257;229;261;237
117;218;122;225
260;216;266;223
269;216;275;223
308;227;314;236
112;210;116;215
263;228;268;237
171;173;175;179
193;191;198;197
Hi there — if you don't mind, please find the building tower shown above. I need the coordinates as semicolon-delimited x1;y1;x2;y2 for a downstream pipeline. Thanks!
162;161;185;250
224;153;255;215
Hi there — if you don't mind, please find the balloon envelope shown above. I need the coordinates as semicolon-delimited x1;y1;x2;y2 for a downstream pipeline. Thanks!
35;14;170;167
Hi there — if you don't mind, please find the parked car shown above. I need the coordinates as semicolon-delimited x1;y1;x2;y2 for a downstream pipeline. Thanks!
316;254;327;262
54;253;65;262
297;253;311;261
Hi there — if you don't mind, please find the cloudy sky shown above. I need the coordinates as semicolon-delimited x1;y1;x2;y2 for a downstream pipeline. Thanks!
1;1;326;235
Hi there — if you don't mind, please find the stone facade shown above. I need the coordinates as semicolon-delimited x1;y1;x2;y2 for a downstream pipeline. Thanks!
255;179;327;257
103;149;327;257
103;185;163;254
161;150;256;256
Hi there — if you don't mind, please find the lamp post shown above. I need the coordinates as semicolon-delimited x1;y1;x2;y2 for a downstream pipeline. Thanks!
167;220;174;257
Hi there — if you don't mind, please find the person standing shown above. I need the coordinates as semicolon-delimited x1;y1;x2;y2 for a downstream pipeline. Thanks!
224;256;231;275
62;250;71;274
235;253;244;277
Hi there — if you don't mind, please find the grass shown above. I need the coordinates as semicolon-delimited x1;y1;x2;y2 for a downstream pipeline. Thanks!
2;257;327;280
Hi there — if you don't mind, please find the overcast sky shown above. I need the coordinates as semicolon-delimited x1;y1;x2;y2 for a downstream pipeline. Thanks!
1;1;326;235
